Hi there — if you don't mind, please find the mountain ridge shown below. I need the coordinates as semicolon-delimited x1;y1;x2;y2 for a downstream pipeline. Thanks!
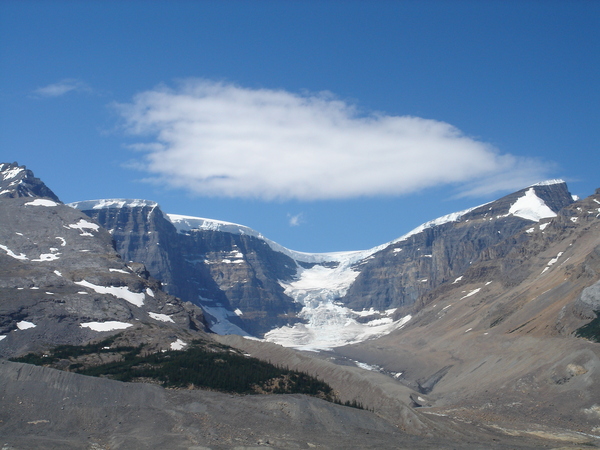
70;179;575;349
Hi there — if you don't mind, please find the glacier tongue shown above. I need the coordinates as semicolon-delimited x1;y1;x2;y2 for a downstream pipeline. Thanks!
265;258;411;351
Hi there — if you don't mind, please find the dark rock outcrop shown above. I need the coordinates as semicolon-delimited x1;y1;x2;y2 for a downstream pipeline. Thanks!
0;162;60;201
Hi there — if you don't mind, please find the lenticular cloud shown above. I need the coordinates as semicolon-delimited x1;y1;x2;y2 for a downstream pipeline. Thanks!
117;79;549;200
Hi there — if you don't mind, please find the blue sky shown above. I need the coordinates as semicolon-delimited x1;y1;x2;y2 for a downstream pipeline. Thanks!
1;0;598;253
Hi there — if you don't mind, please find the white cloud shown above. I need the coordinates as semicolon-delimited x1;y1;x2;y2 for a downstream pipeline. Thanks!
116;79;554;201
288;212;304;227
33;79;90;98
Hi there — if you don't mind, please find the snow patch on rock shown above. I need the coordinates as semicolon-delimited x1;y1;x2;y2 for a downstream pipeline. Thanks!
74;280;145;307
509;188;557;222
149;312;174;323
80;321;133;332
24;199;58;207
17;321;36;330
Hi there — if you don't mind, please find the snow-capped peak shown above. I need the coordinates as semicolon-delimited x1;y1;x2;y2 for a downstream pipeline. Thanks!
69;199;159;210
508;187;557;222
167;213;368;265
531;179;565;187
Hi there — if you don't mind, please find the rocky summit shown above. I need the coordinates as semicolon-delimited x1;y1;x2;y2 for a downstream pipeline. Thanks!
2;161;600;449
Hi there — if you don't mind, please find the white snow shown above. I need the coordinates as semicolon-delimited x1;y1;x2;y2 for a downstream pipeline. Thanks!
56;237;66;246
54;270;62;276
354;361;380;371
539;223;550;231
69;199;158;210
74;280;145;307
532;179;565;187
68;219;100;236
0;244;28;260
24;199;58;207
547;252;564;267
32;252;61;262
0;335;6;341
541;252;564;274
109;268;129;274
16;321;36;330
148;312;174;323
452;276;463;284
146;288;155;297
508;188;557;222
264;312;412;351
167;213;373;265
460;288;482;300
170;339;187;350
234;308;243;316
80;321;133;331
1;166;24;180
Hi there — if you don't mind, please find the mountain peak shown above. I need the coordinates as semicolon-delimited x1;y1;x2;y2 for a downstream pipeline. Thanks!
0;162;60;202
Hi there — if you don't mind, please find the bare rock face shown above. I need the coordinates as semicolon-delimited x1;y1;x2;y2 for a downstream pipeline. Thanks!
340;181;574;311
73;200;303;337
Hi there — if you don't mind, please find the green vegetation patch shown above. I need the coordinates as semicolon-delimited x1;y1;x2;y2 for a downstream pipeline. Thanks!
10;337;363;407
575;311;600;343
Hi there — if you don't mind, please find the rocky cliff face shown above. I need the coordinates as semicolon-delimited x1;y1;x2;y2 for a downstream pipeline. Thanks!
72;202;303;337
341;181;575;311
72;180;575;344
0;167;207;359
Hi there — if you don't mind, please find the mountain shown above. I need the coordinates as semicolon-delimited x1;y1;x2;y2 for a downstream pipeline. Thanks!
0;164;207;358
0;162;60;201
326;187;600;438
72;180;574;350
2;161;600;447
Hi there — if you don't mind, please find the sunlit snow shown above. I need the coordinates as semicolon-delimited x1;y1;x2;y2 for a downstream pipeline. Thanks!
24;199;59;207
80;321;133;331
148;312;174;323
68;219;100;236
170;339;187;350
0;335;6;341
16;321;36;330
74;280;145;307
0;244;28;260
32;252;61;262
509;188;557;222
69;198;158;210
541;252;564;275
